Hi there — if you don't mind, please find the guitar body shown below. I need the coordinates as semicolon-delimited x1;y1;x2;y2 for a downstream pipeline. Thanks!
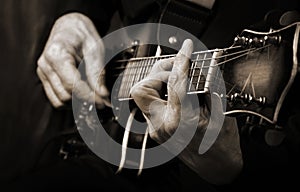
106;23;299;127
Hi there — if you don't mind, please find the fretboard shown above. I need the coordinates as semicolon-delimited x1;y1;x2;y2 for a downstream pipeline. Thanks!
117;50;224;100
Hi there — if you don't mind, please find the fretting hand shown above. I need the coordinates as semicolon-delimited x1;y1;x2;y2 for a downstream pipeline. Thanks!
131;39;243;185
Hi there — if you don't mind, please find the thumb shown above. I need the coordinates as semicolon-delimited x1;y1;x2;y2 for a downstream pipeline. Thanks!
167;39;193;113
83;35;109;98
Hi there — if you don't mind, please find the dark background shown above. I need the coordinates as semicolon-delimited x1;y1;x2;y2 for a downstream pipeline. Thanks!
0;0;299;190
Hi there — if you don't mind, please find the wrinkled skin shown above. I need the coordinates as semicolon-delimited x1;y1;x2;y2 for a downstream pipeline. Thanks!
37;13;243;185
37;13;109;108
131;39;243;185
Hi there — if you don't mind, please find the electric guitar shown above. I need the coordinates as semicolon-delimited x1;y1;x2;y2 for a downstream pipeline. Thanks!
72;22;300;156
107;22;299;126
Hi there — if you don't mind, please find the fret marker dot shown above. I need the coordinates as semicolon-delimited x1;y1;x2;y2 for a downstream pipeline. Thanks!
169;36;177;45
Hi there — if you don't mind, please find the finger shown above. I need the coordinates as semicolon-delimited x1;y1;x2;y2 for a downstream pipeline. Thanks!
94;69;111;105
150;57;174;74
83;35;110;98
167;39;193;112
37;67;63;108
93;68;110;98
131;57;174;108
43;46;108;108
131;71;170;116
73;79;105;108
131;72;170;134
37;56;71;102
43;44;79;92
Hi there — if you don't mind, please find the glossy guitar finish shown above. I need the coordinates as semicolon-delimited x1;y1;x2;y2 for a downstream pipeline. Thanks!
109;22;299;127
75;22;300;140
223;22;299;125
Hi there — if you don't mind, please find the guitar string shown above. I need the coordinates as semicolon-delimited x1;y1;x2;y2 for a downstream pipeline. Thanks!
114;45;242;63
116;44;271;99
189;53;199;91
114;44;270;78
113;46;258;71
194;44;270;68
196;52;206;90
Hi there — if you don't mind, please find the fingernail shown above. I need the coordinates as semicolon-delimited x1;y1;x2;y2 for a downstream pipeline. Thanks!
180;39;193;58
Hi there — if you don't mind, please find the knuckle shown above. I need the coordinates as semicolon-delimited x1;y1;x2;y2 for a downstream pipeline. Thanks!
36;67;42;77
130;84;141;98
55;13;93;33
45;42;66;60
37;60;52;75
55;13;84;25
58;93;71;102
62;81;74;92
37;56;47;69
61;56;76;69
130;82;148;99
46;94;63;108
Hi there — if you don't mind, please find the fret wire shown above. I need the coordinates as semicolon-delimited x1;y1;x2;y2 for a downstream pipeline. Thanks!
126;61;136;97
114;46;259;72
146;58;154;75
146;57;153;78
141;56;152;80
188;55;198;92
149;58;158;75
119;63;130;98
142;58;150;80
131;60;141;95
115;46;242;63
137;58;147;84
117;44;270;99
124;61;131;97
131;60;141;96
135;60;144;93
118;72;231;93
146;58;155;77
121;62;130;98
196;53;206;90
117;60;227;92
123;63;133;98
140;59;150;81
143;57;154;79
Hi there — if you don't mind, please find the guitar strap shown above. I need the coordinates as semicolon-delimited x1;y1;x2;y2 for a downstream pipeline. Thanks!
156;0;215;53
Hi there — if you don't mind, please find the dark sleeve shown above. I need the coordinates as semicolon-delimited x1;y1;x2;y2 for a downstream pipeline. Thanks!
55;0;118;36
0;0;116;181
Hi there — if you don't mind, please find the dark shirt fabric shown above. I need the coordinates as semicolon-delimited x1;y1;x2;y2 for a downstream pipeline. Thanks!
1;0;300;191
0;0;115;182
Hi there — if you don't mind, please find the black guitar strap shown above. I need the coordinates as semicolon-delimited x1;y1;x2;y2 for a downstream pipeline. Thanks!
160;0;214;36
156;0;215;53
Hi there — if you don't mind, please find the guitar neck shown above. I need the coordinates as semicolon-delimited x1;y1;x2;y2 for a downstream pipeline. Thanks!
117;49;225;100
